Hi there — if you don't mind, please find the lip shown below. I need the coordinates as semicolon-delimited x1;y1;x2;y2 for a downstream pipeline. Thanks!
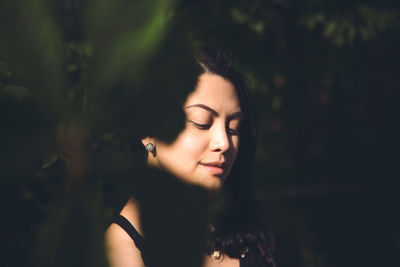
200;161;226;176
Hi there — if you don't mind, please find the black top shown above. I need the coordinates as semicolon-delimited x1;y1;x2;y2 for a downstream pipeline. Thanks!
113;215;145;253
113;215;273;267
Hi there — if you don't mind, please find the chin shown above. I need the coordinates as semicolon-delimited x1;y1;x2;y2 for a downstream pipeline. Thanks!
199;176;224;191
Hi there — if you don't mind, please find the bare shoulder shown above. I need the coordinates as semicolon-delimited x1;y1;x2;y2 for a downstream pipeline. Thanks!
104;198;145;267
119;197;144;235
202;254;240;267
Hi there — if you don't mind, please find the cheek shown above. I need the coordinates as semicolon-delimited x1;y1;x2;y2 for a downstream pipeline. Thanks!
170;130;208;162
233;136;240;151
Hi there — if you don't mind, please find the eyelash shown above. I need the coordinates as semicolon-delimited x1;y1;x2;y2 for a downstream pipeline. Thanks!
228;128;240;136
189;121;210;129
188;121;240;135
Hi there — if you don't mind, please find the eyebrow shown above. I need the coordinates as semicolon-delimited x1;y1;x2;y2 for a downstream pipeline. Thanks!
185;104;243;119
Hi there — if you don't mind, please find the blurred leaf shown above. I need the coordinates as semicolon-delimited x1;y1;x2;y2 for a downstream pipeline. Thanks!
66;63;78;72
86;0;175;91
360;25;370;41
323;21;337;39
301;4;399;46
348;25;356;44
301;12;326;30
333;33;345;47
271;96;281;111
249;21;264;34
0;85;32;99
0;0;67;122
231;7;249;24
231;7;265;34
42;153;59;169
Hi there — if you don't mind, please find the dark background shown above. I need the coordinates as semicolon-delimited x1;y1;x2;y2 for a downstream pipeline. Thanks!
1;0;399;266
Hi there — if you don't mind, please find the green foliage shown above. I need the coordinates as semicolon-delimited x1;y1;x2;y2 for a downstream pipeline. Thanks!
231;7;265;34
0;85;32;100
1;0;399;266
86;0;175;91
300;4;399;46
0;0;67;122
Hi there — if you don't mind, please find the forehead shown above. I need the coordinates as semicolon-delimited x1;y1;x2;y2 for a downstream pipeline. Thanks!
184;74;240;112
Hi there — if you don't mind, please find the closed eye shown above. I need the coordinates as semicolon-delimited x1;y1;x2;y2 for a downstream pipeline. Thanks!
228;119;241;136
188;120;211;129
228;128;240;135
188;120;240;135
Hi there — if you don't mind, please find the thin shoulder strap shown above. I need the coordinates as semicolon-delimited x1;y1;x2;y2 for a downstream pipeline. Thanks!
113;215;145;252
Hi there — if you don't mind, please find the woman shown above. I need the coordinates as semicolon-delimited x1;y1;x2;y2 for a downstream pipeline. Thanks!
105;48;275;267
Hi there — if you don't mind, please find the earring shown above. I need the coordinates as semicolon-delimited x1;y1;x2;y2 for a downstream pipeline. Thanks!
145;143;154;152
212;250;221;260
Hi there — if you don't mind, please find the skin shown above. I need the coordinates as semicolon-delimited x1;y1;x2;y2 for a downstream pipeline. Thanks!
144;73;242;190
105;74;242;267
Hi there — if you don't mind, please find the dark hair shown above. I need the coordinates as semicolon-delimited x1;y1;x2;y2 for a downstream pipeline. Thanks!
132;45;275;263
195;48;274;262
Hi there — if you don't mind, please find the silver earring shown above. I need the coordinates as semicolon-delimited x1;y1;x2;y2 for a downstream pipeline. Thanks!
212;250;221;260
145;143;154;152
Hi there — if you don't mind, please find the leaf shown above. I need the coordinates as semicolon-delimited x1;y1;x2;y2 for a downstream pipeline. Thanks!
271;96;281;111
0;0;67;122
1;85;32;99
231;7;249;24
300;12;326;30
323;21;337;39
42;153;59;169
249;21;264;34
348;25;357;44
86;0;175;92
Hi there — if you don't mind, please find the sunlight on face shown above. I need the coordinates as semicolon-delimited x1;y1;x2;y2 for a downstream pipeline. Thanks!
151;74;242;190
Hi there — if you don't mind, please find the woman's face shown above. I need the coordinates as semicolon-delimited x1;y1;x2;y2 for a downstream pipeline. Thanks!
144;74;242;190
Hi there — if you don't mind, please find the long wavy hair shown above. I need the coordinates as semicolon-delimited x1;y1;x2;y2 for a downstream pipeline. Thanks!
130;45;274;263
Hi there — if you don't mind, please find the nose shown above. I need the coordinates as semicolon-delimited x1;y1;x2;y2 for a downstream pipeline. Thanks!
209;123;230;153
